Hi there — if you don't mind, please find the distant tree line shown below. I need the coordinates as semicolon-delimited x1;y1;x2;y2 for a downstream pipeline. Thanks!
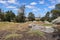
0;4;60;22
0;5;35;22
41;3;60;22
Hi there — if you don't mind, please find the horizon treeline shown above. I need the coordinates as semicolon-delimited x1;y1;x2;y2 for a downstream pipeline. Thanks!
40;3;60;22
0;5;35;22
0;3;60;22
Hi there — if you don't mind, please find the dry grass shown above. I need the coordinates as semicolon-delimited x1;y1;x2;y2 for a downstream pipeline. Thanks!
27;30;45;37
5;34;23;40
0;22;47;40
0;21;44;31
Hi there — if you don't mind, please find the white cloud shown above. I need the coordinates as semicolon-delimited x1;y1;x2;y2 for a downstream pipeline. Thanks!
48;0;56;4
56;0;60;3
48;5;55;9
30;2;37;5
7;0;16;4
32;9;37;12
32;8;40;12
8;0;20;6
25;5;35;9
6;6;16;9
44;8;48;12
7;0;19;5
0;0;19;5
39;0;44;4
0;1;7;4
48;0;60;4
13;8;18;10
6;6;18;11
26;2;37;9
44;8;47;11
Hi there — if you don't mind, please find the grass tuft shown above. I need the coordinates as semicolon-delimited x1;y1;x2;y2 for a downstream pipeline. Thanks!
5;34;23;40
27;30;45;37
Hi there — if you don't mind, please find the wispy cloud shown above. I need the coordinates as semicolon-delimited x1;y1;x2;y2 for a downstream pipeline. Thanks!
44;8;47;11
13;8;18;11
48;0;60;4
6;6;16;9
7;0;19;5
32;9;40;12
48;0;56;4
32;7;40;12
26;2;37;9
6;6;18;11
0;0;19;5
43;8;48;13
39;0;45;4
0;1;7;4
0;0;20;11
30;2;37;5
7;0;16;4
56;0;60;3
25;5;35;9
48;5;55;9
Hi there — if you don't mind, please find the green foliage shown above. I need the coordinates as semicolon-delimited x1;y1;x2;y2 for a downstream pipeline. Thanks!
5;11;15;22
41;12;51;22
50;4;60;20
41;4;60;22
0;9;5;21
27;30;45;37
55;4;60;10
45;12;51;21
0;4;60;22
15;5;26;22
16;13;26;22
28;12;35;21
0;5;26;23
40;17;45;21
45;12;50;17
51;10;60;20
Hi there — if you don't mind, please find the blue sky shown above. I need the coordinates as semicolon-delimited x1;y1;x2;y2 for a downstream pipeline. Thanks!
0;0;60;17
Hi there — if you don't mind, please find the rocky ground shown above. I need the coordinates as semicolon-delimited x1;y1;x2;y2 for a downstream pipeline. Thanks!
0;22;60;40
0;22;45;40
0;30;46;40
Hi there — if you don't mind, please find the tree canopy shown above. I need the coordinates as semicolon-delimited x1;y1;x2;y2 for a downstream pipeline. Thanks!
28;12;35;21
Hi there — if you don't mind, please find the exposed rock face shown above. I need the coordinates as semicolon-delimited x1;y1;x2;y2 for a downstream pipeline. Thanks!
52;17;60;24
28;24;55;33
28;24;60;40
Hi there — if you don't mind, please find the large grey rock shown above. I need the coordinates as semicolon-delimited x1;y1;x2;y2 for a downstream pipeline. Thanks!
44;27;55;33
32;25;45;31
31;25;54;33
52;17;60;24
